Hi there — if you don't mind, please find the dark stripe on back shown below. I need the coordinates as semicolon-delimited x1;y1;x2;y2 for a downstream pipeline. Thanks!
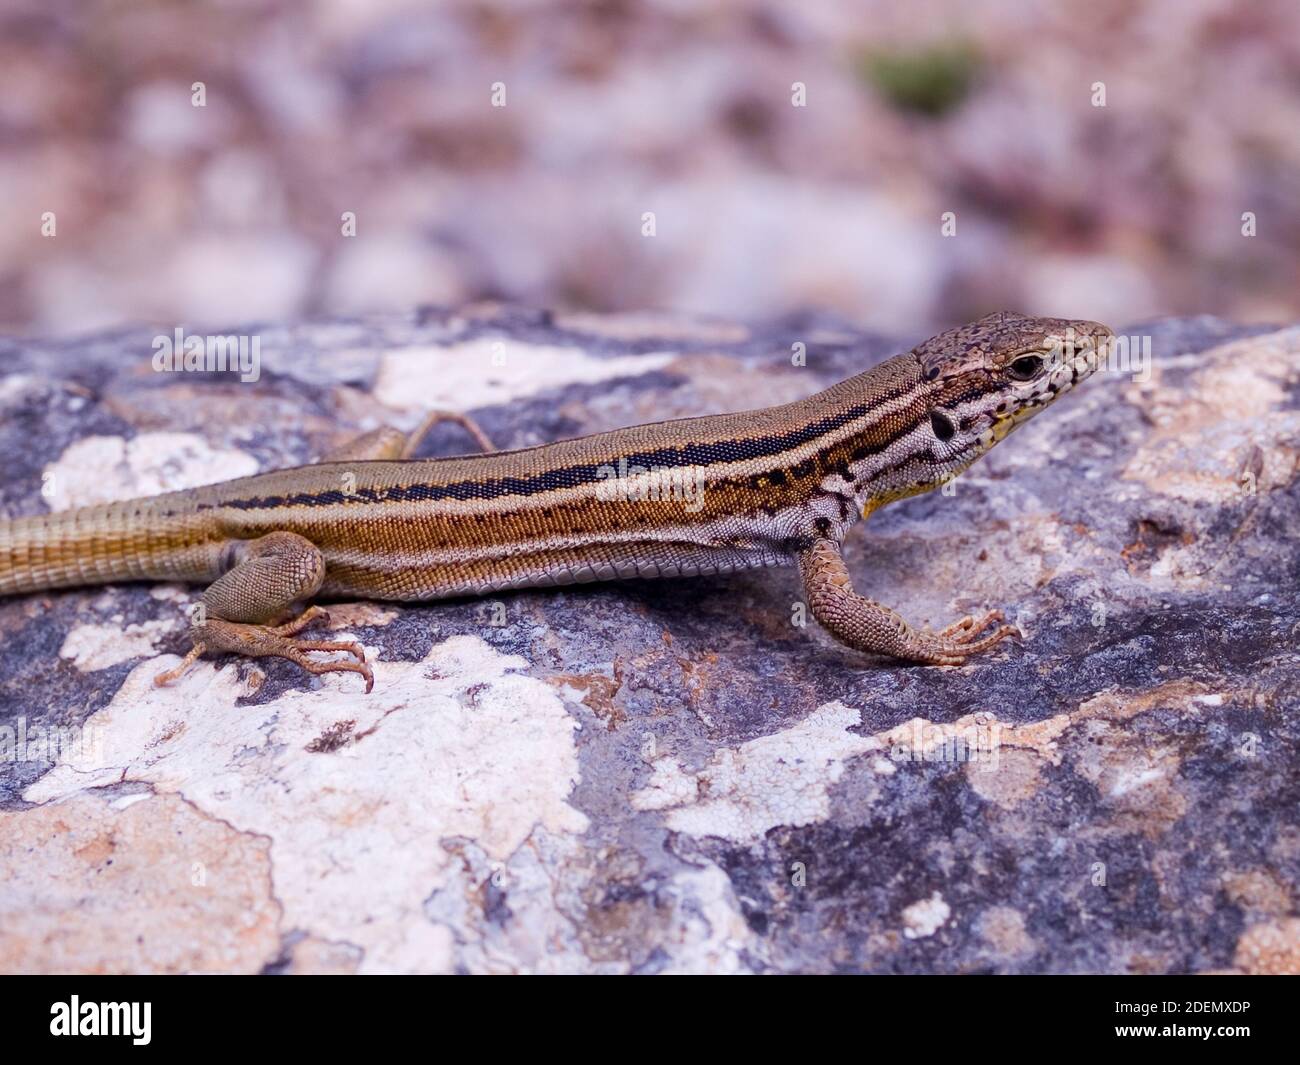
205;386;921;512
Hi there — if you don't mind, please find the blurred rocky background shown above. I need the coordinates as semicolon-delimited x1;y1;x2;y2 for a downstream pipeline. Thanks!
1;0;1297;338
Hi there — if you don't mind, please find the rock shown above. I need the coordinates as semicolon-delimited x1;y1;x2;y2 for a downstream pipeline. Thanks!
0;307;1296;974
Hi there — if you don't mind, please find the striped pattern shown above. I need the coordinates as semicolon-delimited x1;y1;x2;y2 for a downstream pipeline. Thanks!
201;351;930;599
0;312;1110;605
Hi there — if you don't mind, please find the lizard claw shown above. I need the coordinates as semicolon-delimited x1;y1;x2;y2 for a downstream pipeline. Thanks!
942;609;1007;644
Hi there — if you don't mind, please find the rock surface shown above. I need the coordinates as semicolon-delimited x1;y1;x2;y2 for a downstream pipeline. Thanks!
0;306;1296;974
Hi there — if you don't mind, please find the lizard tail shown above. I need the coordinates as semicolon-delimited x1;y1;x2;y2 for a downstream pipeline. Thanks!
0;499;221;596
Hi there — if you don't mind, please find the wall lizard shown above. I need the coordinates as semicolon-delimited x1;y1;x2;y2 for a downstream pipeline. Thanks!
0;312;1111;692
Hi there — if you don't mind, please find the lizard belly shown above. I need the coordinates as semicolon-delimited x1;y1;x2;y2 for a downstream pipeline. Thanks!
316;526;795;600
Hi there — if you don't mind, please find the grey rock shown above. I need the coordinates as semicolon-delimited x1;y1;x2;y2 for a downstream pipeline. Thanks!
0;308;1296;974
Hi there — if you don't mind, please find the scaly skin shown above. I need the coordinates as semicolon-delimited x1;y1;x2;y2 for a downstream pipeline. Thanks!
0;312;1112;691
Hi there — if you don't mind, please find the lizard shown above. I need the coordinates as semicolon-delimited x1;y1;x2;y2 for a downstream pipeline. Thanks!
0;311;1112;693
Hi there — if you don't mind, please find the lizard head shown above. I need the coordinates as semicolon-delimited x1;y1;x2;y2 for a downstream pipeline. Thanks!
912;311;1113;474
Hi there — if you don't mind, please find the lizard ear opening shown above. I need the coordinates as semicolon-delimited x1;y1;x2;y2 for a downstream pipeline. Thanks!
930;410;956;442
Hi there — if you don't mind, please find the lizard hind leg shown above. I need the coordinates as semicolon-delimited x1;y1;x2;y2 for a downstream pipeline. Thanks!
153;531;375;693
322;410;494;462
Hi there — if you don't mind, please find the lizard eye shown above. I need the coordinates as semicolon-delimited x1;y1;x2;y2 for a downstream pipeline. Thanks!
930;410;956;442
1008;354;1044;380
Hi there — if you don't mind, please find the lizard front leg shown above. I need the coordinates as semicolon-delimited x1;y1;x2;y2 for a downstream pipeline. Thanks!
154;531;374;692
797;538;1017;665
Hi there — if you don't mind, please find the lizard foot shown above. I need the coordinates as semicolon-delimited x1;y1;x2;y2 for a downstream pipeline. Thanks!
154;613;374;693
918;613;1020;665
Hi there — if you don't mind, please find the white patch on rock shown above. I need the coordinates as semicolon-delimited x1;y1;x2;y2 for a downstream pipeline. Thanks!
373;339;675;411
901;892;951;939
656;866;764;975
632;701;879;842
0;373;39;402
43;432;259;510
1123;327;1300;506
23;634;587;973
59;619;177;671
1109;764;1166;798
420;833;764;974
423;827;616;975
